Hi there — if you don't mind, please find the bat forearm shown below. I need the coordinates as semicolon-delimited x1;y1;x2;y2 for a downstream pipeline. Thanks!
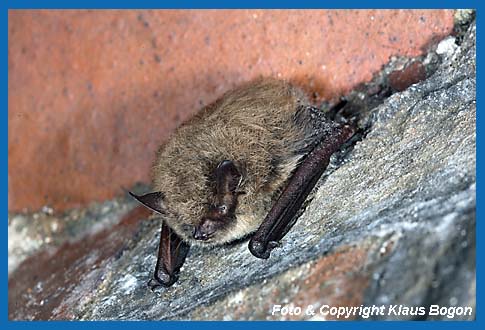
148;221;190;289
249;124;355;259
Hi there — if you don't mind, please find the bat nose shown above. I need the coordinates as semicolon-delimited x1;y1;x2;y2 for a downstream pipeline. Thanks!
193;227;209;240
193;219;217;240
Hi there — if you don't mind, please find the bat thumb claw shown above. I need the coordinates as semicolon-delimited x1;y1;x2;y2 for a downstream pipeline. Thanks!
249;239;278;259
148;271;178;290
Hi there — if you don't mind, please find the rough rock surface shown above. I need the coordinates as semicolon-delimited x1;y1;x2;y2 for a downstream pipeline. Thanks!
8;22;475;320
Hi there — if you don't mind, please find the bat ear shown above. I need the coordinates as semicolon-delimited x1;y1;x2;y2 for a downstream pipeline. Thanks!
129;191;165;214
215;160;242;194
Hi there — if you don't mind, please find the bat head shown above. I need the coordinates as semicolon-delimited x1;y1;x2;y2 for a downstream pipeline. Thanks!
131;160;245;247
193;159;244;241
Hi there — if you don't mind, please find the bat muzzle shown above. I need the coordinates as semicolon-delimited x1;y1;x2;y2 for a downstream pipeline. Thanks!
193;218;219;241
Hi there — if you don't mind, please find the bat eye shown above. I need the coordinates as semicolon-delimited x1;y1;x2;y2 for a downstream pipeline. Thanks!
217;205;228;215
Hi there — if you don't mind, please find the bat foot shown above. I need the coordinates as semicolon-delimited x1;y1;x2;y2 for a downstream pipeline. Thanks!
248;239;279;259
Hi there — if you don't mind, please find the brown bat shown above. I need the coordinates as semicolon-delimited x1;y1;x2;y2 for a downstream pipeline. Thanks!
130;78;354;289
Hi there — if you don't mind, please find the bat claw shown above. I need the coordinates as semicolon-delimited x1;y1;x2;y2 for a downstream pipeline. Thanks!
268;241;279;249
248;239;279;259
147;278;163;291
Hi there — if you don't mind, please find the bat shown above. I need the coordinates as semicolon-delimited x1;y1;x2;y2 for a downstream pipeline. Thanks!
130;78;355;289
